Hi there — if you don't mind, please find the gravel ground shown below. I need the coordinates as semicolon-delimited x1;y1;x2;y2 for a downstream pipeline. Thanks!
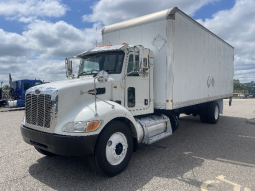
0;99;255;191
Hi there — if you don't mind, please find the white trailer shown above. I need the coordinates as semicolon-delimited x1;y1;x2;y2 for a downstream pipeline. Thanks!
20;7;234;177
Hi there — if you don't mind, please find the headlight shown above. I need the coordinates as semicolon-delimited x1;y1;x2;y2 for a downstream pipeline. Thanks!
62;121;101;133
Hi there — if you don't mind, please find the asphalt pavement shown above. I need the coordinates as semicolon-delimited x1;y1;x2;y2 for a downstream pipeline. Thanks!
0;99;255;191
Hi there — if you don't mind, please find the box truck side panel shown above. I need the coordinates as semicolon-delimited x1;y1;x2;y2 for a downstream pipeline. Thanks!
171;12;234;109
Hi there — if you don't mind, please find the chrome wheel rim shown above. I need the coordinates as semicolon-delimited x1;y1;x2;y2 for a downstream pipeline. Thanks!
106;132;128;165
214;106;219;120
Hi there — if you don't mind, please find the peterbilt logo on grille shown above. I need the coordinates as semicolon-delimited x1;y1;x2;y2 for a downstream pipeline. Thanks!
35;89;40;94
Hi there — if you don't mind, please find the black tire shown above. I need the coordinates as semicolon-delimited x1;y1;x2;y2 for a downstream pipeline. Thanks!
88;121;133;177
207;101;220;124
199;103;208;123
34;147;55;156
169;114;179;132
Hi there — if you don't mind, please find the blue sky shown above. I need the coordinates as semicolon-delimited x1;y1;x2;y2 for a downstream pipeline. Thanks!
0;0;254;85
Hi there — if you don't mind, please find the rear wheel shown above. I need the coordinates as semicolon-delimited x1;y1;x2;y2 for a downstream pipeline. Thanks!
34;147;55;156
169;114;179;132
88;121;133;177
207;101;220;124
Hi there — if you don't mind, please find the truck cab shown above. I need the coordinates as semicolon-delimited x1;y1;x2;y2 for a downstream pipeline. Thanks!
11;79;42;100
73;44;154;116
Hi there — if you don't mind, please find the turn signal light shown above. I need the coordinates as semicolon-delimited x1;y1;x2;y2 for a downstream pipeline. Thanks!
106;44;112;46
87;121;100;131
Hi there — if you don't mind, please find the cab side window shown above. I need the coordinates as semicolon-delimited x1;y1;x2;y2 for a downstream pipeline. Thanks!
127;54;139;76
24;83;30;90
127;54;134;75
134;55;139;74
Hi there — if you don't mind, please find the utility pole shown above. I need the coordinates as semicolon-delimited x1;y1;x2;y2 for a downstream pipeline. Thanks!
1;82;2;88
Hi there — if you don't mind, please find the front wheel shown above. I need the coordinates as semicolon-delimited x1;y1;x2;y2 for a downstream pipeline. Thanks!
88;121;133;177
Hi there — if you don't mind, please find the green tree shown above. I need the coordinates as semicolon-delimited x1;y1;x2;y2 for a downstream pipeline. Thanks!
233;79;248;91
2;85;10;90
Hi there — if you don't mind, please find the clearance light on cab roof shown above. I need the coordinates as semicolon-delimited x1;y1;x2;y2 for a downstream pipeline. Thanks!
98;45;103;47
106;44;112;46
121;42;127;45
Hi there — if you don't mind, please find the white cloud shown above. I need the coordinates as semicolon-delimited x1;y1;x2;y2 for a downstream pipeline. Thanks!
234;56;255;82
0;29;31;57
0;20;102;84
197;0;255;82
0;0;68;22
0;59;66;83
23;20;102;58
82;0;218;25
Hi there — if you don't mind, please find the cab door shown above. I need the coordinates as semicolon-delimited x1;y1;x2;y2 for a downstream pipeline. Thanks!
125;52;150;115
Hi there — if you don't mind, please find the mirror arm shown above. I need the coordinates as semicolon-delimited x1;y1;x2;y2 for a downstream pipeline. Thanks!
93;78;98;117
92;71;114;117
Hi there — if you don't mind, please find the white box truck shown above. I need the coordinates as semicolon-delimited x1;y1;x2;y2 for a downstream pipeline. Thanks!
21;7;234;177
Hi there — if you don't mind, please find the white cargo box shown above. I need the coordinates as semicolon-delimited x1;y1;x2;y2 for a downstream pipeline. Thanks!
102;7;234;110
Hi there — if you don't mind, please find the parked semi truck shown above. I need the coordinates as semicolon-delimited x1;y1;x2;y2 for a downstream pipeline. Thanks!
7;74;42;107
246;81;255;97
20;7;234;177
248;86;255;97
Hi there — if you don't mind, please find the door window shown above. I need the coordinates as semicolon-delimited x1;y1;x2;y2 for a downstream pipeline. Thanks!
127;54;139;76
127;87;135;107
24;83;30;90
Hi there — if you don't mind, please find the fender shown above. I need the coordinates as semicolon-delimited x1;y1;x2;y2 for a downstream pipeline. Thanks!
54;100;141;141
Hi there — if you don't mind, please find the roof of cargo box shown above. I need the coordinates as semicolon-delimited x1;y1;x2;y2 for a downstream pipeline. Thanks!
102;7;177;35
102;7;233;49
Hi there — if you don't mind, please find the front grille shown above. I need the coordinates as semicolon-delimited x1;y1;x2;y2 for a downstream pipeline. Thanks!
26;94;52;128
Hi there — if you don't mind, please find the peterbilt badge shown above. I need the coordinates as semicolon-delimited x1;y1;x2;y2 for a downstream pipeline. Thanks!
35;89;40;94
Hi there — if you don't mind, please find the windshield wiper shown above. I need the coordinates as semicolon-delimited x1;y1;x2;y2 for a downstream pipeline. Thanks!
78;71;90;77
79;70;100;77
104;70;115;73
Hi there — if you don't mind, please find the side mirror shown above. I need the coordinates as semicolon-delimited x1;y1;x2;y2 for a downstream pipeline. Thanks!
141;49;150;69
65;58;74;78
138;48;151;77
143;58;148;69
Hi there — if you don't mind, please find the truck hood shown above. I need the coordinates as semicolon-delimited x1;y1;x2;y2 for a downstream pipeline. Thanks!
26;76;114;124
27;76;112;94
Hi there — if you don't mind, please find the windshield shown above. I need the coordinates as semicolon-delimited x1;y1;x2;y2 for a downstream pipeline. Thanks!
35;82;42;86
78;51;125;76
